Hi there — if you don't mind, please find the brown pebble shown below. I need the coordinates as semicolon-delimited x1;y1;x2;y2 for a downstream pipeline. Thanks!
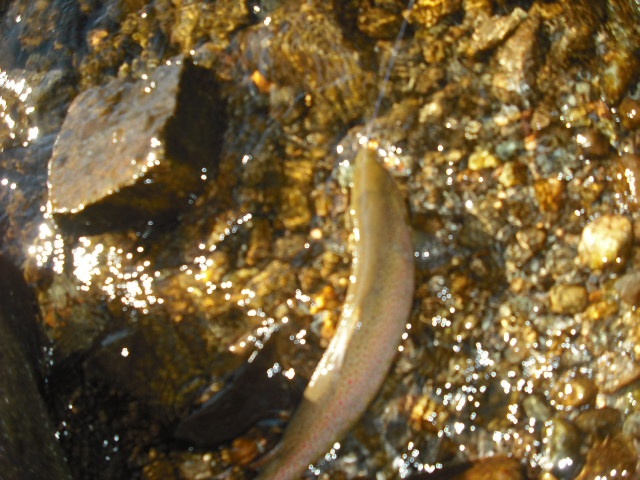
496;161;528;188
549;284;588;315
468;149;500;171
615;271;640;306
577;214;633;271
583;298;619;321
594;351;640;393
466;7;527;57
551;372;598;408
612;154;640;211
602;49;640;103
541;417;583;478
574;434;637;480
229;436;260;466
576;129;611;158
619;96;640;130
246;218;273;266
515;227;546;253
534;178;564;212
531;108;552;131
491;15;540;104
574;407;622;439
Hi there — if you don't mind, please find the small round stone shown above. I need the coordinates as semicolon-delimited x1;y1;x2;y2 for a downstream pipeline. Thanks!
577;214;633;271
540;417;583;478
551;372;598;408
576;129;611;158
229;436;260;466
549;284;588;314
615;271;640;307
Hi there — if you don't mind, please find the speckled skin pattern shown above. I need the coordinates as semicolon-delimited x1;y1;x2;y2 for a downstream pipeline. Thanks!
257;149;415;479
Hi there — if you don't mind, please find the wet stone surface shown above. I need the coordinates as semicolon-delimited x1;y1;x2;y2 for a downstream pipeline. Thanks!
0;256;72;480
1;0;640;479
577;214;633;271
49;56;226;234
548;284;588;315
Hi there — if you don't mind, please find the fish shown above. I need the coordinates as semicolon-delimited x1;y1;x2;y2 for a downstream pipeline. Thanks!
256;146;415;479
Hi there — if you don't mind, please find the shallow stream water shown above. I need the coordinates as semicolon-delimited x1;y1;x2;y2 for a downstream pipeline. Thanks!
1;1;640;479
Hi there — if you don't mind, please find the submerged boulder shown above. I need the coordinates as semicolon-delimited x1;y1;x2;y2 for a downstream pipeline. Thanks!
48;56;226;234
174;326;308;447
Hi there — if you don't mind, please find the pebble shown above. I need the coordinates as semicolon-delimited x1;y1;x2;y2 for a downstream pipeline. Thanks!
615;271;640;307
491;15;540;104
574;434;637;480
468;149;500;171
534;178;565;213
577;214;633;271
594;351;640;393
540;417;584;479
611;154;640;211
549;284;588;315
496;161;527;188
406;0;462;28
602;49;639;104
228;436;260;466
466;8;528;57
619;96;640;130
550;372;597;409
515;227;546;253
279;186;312;230
574;407;622;439
575;129;611;159
530;107;552;131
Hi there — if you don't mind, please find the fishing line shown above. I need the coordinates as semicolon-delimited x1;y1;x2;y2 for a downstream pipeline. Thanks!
365;0;416;141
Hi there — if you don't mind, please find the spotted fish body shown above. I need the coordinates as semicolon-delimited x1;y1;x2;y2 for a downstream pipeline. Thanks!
257;148;415;479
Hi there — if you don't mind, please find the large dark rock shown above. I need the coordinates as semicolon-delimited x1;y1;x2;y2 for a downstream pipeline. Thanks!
0;255;71;479
48;57;226;234
174;327;307;447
